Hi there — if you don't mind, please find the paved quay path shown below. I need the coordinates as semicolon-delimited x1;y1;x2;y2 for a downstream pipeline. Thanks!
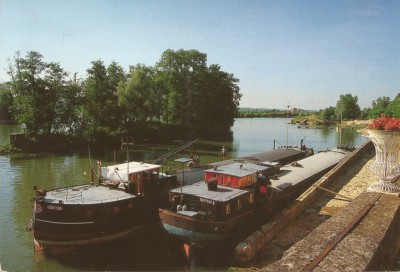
241;142;400;271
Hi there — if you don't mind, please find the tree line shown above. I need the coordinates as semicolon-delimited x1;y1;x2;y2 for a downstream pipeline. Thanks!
0;50;242;148
239;94;400;122
319;93;400;122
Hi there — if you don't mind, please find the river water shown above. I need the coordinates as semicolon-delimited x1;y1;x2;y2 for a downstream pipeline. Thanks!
0;119;367;271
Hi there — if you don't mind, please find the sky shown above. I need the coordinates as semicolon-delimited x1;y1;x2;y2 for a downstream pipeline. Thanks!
1;0;399;110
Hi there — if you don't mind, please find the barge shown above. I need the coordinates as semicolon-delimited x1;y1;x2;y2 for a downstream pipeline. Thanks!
158;148;350;249
29;161;177;256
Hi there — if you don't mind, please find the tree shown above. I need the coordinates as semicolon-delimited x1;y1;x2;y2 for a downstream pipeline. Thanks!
7;51;60;136
155;49;208;125
6;51;84;137
335;94;361;120
369;96;391;118
0;82;14;121
154;49;241;137
53;73;84;135
117;64;158;124
360;107;371;119
192;64;241;136
320;106;336;121
386;93;400;118
41;62;67;134
372;96;391;109
83;60;125;139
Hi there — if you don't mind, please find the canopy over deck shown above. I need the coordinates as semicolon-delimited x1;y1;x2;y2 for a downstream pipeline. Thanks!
101;161;161;182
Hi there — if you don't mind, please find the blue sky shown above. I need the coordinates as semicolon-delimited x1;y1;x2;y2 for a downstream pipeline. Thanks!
1;0;399;110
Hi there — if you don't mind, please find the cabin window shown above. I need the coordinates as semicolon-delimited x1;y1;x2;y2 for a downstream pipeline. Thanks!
250;193;254;203
237;199;242;209
226;204;231;215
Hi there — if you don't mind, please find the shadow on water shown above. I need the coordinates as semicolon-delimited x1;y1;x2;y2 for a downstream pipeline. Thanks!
45;232;189;271
34;231;242;271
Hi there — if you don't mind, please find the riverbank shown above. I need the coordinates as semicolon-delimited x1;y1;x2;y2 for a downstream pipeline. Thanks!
342;119;371;128
294;116;372;129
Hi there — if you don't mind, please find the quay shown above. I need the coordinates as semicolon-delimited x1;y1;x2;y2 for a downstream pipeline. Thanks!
235;141;400;271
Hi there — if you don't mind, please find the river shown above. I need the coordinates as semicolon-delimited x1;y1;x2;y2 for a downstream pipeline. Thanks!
0;118;367;271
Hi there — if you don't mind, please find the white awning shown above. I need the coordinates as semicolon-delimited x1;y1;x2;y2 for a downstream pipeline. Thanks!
101;161;160;182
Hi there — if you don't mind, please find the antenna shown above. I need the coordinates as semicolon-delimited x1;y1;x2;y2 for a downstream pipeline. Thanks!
286;101;290;149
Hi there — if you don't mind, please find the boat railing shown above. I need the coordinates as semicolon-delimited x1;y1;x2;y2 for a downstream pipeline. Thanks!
49;186;135;203
50;185;92;201
61;195;135;204
50;188;84;201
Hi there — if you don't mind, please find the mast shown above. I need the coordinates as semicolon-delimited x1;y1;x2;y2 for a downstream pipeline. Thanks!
286;102;290;149
339;103;343;147
121;137;134;182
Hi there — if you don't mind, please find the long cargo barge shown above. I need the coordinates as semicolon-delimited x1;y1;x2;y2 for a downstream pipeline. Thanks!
158;148;350;250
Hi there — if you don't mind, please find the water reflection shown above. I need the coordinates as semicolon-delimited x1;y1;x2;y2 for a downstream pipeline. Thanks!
33;234;187;272
318;127;333;141
337;128;363;148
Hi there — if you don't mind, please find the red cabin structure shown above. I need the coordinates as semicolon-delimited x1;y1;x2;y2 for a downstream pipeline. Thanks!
204;163;269;188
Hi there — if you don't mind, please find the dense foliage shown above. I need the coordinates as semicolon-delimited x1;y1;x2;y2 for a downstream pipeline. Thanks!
0;82;13;121
318;93;400;122
1;50;241;146
335;94;361;120
239;109;290;118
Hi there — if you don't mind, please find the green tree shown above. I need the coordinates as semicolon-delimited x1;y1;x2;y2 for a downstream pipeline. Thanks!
360;107;371;119
117;64;158;124
386;93;400;118
192;64;241;136
155;49;208;125
369;96;391;118
155;49;241;137
372;96;391;109
0;82;14;121
7;51;61;136
41;62;68;134
335;94;361;120
107;61;126;126
320;106;336;121
53;73;84;135
83;60;125;139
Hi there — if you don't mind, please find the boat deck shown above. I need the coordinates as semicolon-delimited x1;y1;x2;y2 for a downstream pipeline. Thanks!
176;149;306;186
176;168;205;186
170;181;249;202
43;185;135;205
270;148;350;192
204;163;268;178
172;149;350;202
208;149;305;168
